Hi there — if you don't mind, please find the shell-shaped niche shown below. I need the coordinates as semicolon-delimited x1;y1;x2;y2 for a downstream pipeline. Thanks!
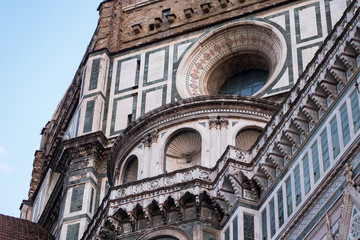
235;128;262;150
165;130;202;172
122;156;138;184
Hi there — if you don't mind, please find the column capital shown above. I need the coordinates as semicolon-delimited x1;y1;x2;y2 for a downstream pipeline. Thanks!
220;117;229;128
209;119;219;129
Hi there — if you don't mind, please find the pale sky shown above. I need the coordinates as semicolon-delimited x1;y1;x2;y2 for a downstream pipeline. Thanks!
0;1;101;217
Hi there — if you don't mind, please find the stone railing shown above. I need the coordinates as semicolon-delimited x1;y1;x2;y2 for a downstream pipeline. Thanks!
110;145;250;205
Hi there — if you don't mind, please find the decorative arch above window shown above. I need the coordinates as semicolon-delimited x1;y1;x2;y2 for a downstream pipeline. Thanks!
176;20;287;98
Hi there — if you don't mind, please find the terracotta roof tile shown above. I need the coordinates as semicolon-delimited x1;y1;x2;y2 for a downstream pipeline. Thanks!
0;214;55;240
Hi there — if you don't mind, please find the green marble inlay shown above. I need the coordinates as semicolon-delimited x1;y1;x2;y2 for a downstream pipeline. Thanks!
294;2;323;44
83;100;95;133
70;185;84;213
66;223;80;240
199;122;206;128
89;58;100;91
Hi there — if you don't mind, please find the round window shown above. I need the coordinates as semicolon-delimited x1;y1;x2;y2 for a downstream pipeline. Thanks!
176;21;287;98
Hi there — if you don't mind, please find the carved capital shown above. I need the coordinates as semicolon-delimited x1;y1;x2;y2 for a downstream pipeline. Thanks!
209;119;219;129
142;130;158;147
142;136;151;148
220;118;229;128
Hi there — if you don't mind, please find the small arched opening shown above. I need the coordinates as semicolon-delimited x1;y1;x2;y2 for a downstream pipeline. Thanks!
121;156;138;184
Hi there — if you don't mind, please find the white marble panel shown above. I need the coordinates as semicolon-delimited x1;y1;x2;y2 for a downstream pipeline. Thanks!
147;50;165;82
114;97;133;131
177;42;192;61
145;89;162;113
272;68;289;89
298;6;318;40
329;0;347;28
269;15;286;31
301;45;320;72
119;58;137;90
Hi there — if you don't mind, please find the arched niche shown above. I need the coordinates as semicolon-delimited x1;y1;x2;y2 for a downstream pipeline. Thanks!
176;20;287;98
235;127;263;150
164;129;202;173
120;155;138;184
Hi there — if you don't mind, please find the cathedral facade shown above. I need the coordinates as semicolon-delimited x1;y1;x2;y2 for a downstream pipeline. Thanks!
20;0;360;239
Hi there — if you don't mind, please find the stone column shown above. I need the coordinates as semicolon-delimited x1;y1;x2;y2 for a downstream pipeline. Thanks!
142;135;152;178
149;131;159;177
220;118;229;154
209;119;218;166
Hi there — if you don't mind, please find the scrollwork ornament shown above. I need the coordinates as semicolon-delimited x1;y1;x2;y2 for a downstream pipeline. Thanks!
118;188;127;197
135;183;144;193
165;176;175;186
199;170;210;181
150;179;160;189
235;150;244;160
183;170;193;181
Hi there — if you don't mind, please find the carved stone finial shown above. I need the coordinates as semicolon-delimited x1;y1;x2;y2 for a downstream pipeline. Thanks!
325;213;334;240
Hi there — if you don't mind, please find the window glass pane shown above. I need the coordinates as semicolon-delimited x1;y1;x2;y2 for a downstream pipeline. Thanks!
218;69;268;96
277;189;284;227
350;91;360;132
340;104;350;145
83;100;95;133
330;117;340;159
89;58;100;90
233;216;239;240
303;154;311;194
294;165;302;206
105;180;109;195
321;130;330;171
286;178;293;216
70;185;84;213
66;223;80;240
270;200;276;237
244;214;254;240
311;143;320;183
89;188;94;214
224;227;230;240
261;210;267;240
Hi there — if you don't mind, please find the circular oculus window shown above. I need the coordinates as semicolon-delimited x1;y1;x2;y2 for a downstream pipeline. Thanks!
176;21;287;98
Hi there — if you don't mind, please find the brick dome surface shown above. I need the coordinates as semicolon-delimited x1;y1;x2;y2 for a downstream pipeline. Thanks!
0;214;55;240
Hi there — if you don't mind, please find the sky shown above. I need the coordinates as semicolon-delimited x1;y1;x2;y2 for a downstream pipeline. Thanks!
0;1;101;217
